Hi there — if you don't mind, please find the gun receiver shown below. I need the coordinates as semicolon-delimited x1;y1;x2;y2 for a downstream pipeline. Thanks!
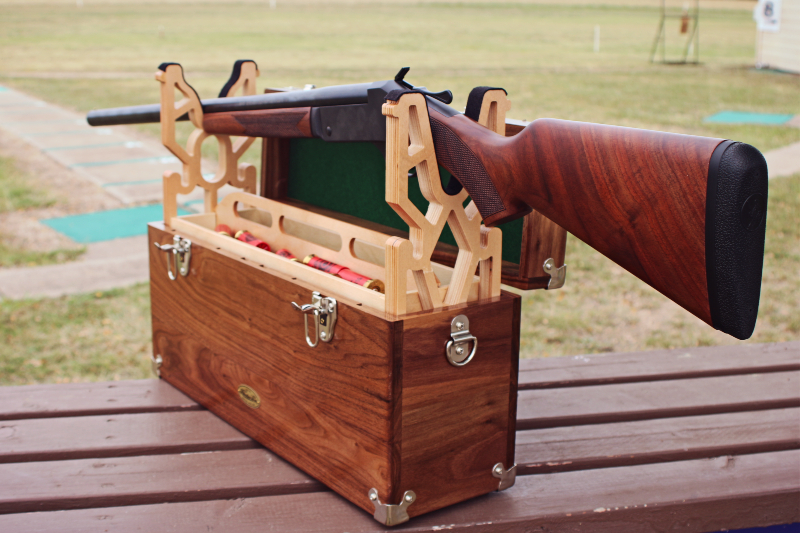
86;67;768;340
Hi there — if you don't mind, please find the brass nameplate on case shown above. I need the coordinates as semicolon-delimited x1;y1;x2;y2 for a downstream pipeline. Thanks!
237;384;261;409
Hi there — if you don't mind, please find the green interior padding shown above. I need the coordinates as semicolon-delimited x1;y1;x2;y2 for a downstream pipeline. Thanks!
286;139;523;265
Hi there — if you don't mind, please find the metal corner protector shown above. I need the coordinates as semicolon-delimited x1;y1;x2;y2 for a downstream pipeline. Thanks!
368;488;416;526
492;463;517;491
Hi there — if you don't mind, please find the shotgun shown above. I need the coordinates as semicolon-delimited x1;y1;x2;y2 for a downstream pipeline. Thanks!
87;65;768;340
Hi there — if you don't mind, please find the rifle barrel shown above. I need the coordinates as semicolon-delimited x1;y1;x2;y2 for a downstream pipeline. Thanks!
86;81;377;127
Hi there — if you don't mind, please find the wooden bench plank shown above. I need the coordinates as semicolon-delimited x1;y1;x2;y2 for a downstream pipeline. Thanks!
519;342;800;389
2;409;796;516
0;379;200;421
517;371;800;429
3;373;796;463
516;408;800;474
0;411;257;464
0;449;324;514
0;450;795;532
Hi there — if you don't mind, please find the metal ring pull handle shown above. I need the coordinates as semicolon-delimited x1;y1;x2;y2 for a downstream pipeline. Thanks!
445;314;478;367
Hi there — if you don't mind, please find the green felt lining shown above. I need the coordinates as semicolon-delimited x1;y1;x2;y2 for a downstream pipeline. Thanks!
286;139;523;265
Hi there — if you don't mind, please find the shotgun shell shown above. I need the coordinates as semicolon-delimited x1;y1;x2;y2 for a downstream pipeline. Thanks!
302;254;385;293
276;249;299;261
215;224;233;237
234;230;270;251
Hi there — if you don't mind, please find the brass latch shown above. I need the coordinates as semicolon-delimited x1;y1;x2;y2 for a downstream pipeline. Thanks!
154;235;192;280
291;291;338;348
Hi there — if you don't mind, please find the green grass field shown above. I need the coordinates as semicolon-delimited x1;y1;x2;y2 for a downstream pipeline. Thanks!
0;1;798;384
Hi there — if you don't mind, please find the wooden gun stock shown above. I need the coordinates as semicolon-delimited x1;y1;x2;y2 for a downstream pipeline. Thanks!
203;108;313;138
428;109;768;340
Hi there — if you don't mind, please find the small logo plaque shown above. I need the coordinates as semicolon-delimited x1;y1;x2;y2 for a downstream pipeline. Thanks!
237;384;261;409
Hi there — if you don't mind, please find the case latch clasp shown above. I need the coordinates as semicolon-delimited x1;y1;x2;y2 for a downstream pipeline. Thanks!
291;291;338;348
154;235;192;281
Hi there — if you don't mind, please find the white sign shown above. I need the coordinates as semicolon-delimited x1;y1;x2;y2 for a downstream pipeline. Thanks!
754;0;782;33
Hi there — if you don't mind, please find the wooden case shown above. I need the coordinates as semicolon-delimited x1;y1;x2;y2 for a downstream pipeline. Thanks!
149;221;520;521
147;63;522;524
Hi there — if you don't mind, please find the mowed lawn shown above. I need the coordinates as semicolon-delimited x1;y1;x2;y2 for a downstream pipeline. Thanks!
0;0;798;383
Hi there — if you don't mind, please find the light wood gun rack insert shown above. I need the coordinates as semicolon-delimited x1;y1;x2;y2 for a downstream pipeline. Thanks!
157;65;504;316
157;62;258;225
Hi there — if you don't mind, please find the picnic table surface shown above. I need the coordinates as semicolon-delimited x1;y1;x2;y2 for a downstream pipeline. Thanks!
0;341;798;532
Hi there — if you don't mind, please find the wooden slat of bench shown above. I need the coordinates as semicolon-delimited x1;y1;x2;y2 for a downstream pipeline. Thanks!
0;449;324;514
3;373;796;464
517;371;800;429
1;409;796;516
0;379;200;421
518;341;800;389
0;411;257;464
0;450;795;533
516;408;800;474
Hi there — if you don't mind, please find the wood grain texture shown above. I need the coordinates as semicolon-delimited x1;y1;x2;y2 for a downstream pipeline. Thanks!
429;110;723;327
0;379;199;421
150;224;398;514
0;449;323;514
398;294;519;516
517;408;800;474
203;108;313;138
518;341;800;389
516;371;800;429
1;409;795;516
1;450;795;533
150;223;518;518
0;411;256;464
260;137;290;199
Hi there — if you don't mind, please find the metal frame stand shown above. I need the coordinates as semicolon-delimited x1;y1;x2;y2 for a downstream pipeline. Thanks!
650;0;700;64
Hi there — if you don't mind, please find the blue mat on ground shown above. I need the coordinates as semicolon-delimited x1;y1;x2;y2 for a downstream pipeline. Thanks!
41;204;189;243
704;111;794;125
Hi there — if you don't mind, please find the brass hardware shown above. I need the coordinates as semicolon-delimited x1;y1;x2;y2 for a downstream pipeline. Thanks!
151;354;163;378
445;314;477;367
492;462;517;491
543;258;567;290
237;384;261;409
368;488;416;526
291;291;338;348
154;235;192;280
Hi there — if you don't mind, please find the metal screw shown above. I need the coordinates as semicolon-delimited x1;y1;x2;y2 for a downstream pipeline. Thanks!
456;321;464;330
320;331;327;339
369;493;378;501
495;465;503;475
456;346;464;355
404;494;413;502
328;303;335;312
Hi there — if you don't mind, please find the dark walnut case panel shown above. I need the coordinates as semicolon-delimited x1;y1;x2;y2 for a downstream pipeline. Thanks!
149;223;520;519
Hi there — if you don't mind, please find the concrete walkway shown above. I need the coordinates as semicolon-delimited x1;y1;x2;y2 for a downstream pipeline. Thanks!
0;84;240;300
765;141;800;179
